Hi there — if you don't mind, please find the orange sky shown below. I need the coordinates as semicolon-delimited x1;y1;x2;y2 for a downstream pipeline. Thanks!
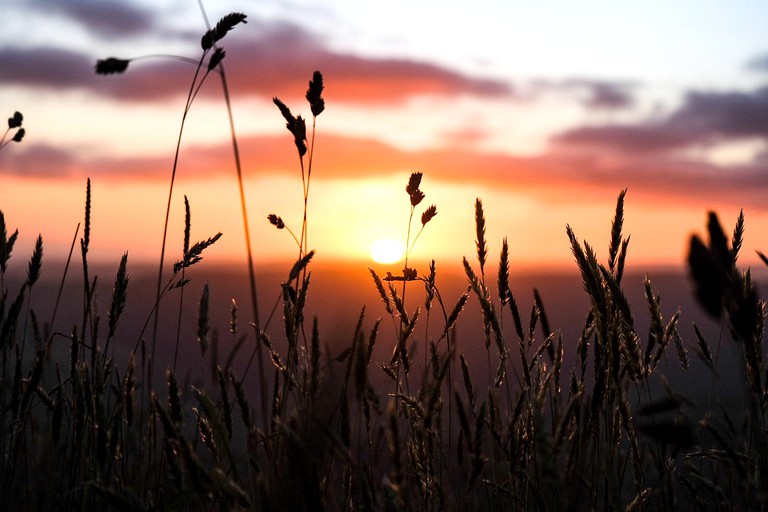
2;1;768;273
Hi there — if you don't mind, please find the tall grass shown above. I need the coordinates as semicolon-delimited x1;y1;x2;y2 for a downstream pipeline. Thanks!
2;15;768;512
96;11;261;404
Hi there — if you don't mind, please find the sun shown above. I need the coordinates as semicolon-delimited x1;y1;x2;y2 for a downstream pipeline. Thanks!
370;238;405;264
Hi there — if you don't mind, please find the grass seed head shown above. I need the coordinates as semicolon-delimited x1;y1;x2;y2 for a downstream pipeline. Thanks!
406;172;422;196
0;211;19;273
201;12;247;50
26;235;43;288
8;111;23;128
95;58;130;75
207;48;225;71
421;205;437;225
306;70;325;116
267;214;285;229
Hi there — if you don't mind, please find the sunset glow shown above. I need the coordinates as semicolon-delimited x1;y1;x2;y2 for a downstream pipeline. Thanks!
5;4;768;507
370;238;405;264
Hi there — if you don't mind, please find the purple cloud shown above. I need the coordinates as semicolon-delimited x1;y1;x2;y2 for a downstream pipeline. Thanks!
667;87;768;140
95;18;514;103
544;82;768;210
18;0;156;38
569;80;637;110
5;131;768;211
553;124;695;153
532;78;638;110
0;46;94;88
0;143;79;178
554;85;768;153
1;15;514;105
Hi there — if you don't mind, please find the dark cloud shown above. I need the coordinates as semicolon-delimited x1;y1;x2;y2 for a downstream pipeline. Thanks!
667;87;768;140
0;17;514;104
0;45;187;99
18;0;156;38
562;79;637;110
576;81;635;110
99;18;514;103
544;83;768;210
554;85;768;153
0;46;95;88
553;124;695;153
231;17;497;94
532;78;637;110
0;143;79;178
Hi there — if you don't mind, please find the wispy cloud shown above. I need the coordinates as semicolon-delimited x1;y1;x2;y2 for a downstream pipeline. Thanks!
5;130;767;210
554;85;768;153
10;0;156;38
0;46;95;88
0;17;514;104
1;143;78;177
545;83;768;207
553;124;692;154
532;78;638;110
667;86;768;140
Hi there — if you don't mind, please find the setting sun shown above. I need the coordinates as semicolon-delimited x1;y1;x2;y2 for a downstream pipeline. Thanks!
370;238;405;264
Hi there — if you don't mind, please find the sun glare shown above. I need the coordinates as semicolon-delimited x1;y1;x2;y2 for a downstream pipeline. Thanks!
370;238;405;264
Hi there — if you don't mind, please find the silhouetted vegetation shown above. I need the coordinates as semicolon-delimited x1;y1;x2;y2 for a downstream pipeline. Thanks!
2;10;768;512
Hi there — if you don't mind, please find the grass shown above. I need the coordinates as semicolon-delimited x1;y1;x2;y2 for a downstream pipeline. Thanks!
3;12;768;511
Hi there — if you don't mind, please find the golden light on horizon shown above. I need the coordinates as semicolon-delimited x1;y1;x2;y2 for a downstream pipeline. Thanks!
370;238;405;264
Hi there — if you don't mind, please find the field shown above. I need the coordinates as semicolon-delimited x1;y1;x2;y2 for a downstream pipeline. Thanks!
2;11;768;512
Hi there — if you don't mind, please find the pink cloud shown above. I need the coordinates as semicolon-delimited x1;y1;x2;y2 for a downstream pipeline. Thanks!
22;0;156;37
0;15;513;105
5;132;768;211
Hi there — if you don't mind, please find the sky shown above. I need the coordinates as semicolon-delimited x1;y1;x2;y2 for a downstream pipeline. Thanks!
2;0;768;272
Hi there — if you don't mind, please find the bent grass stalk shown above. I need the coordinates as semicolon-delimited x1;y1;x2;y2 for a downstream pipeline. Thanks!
195;1;265;420
94;12;250;380
150;47;210;365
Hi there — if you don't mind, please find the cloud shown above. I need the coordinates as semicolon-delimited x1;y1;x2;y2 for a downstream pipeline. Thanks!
666;87;768;140
554;85;768;153
13;0;156;38
0;46;95;88
746;53;768;72
0;16;514;105
5;130;768;210
0;143;79;177
100;18;515;104
531;78;637;110
566;79;637;110
552;124;694;154
0;45;194;100
543;83;768;209
5;0;767;215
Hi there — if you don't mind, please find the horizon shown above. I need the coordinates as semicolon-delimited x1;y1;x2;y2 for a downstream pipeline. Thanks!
0;251;751;408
